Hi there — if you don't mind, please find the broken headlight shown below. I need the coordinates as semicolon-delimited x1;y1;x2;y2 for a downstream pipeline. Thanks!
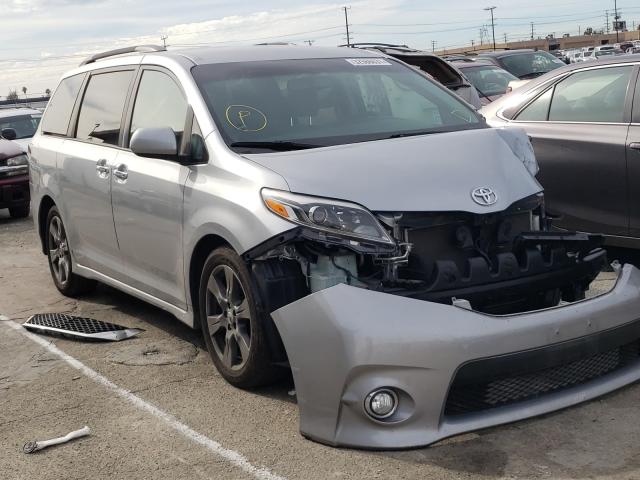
261;188;395;246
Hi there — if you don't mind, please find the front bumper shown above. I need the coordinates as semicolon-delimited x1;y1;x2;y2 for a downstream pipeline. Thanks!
272;264;640;449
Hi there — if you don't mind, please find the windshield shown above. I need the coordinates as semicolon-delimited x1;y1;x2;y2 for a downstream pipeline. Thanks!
0;113;41;139
595;50;616;57
192;58;482;153
459;65;518;96
499;51;565;79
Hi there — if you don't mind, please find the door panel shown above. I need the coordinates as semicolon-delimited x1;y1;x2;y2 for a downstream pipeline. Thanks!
57;140;121;277
111;151;189;308
525;122;629;236
629;125;640;237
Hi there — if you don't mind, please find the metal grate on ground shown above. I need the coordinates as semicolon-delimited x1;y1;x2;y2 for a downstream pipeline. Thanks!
23;313;143;341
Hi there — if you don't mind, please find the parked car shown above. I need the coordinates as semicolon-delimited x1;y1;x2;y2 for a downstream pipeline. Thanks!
477;49;566;79
481;55;640;249
449;59;519;104
0;108;42;152
344;43;482;108
31;45;640;449
0;136;30;218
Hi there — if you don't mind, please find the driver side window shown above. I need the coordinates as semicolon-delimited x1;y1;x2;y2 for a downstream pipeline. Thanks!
129;70;188;146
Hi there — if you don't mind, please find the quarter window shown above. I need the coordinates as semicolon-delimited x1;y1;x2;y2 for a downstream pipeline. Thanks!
75;70;134;145
515;88;552;121
548;66;632;123
129;70;188;146
41;74;84;136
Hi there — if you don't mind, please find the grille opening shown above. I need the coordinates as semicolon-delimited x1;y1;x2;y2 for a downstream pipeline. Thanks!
445;335;640;417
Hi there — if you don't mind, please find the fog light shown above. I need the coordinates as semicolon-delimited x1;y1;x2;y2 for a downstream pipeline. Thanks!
365;388;398;420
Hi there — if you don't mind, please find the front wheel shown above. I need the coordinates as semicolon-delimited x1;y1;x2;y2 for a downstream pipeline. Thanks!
199;247;281;388
46;206;96;296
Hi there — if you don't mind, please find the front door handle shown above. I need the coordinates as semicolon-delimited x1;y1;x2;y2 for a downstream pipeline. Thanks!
113;164;128;183
96;159;110;178
630;142;640;151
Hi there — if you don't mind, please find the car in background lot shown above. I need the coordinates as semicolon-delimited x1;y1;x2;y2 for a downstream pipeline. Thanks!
345;43;482;108
481;55;640;249
450;59;519;104
0;136;30;218
477;49;566;79
0;108;42;152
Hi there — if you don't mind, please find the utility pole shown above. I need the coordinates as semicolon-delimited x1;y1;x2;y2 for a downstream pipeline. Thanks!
304;40;315;46
614;0;620;42
530;22;535;40
484;6;497;51
431;40;437;52
342;6;351;47
578;25;581;35
471;39;475;51
160;35;168;48
503;33;508;44
605;10;610;34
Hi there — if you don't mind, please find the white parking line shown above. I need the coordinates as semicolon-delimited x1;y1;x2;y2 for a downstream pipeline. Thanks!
1;316;286;480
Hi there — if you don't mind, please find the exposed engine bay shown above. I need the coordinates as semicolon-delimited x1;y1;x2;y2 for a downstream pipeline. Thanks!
247;191;606;318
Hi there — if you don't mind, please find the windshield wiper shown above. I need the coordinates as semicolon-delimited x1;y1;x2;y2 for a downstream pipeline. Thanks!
229;141;321;151
388;130;445;139
519;71;547;80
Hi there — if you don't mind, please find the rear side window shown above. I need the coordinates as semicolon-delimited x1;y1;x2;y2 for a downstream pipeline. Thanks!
548;66;632;123
41;74;84;135
129;70;188;146
76;70;134;145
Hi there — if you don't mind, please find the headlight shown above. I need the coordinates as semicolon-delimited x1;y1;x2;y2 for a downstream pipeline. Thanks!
6;154;28;167
261;188;394;246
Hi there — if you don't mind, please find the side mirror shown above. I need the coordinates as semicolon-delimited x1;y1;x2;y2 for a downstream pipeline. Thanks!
1;128;17;141
130;127;177;158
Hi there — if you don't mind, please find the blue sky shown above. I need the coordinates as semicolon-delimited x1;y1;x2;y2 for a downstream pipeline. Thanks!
1;0;639;95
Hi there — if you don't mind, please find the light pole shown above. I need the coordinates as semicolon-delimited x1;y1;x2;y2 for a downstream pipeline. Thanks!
484;6;497;51
614;0;620;43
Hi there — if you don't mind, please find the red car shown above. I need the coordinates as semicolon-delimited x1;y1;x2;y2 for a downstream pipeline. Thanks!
0;137;30;218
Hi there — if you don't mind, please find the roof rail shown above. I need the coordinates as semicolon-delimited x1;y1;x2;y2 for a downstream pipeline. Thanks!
79;45;166;66
339;42;410;49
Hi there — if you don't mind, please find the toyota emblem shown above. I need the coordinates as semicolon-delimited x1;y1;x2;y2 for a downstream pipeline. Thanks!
471;187;498;206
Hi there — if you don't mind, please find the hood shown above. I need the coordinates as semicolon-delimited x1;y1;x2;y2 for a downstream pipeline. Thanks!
244;128;542;214
0;139;24;160
12;138;30;153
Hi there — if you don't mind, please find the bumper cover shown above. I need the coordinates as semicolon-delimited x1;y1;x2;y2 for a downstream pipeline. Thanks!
0;173;29;209
272;264;640;449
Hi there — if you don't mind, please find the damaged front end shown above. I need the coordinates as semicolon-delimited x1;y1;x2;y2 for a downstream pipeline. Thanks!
238;186;640;450
247;188;605;317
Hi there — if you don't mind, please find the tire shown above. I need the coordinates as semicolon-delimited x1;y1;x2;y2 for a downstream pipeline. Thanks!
45;206;97;296
9;204;29;218
199;247;281;388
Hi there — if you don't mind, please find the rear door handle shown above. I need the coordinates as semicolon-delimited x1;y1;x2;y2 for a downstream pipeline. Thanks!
96;159;110;178
113;164;128;183
630;143;640;151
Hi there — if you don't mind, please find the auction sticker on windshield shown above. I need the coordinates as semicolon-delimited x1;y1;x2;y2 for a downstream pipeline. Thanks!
345;58;392;66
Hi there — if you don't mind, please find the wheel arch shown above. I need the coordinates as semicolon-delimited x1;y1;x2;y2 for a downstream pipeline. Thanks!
38;195;56;255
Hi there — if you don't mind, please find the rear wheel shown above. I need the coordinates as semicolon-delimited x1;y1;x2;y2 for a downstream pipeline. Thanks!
9;204;29;218
199;247;281;388
46;206;96;296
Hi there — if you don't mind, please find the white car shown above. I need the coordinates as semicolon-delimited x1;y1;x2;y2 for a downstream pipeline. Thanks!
0;108;42;152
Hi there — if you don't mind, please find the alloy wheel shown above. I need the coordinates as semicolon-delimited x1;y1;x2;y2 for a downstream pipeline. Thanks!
48;216;71;286
205;264;252;371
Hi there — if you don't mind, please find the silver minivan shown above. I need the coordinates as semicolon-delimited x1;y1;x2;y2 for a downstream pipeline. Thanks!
30;45;640;449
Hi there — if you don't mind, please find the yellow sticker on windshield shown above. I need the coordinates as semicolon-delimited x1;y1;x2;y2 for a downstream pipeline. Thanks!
225;105;267;132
